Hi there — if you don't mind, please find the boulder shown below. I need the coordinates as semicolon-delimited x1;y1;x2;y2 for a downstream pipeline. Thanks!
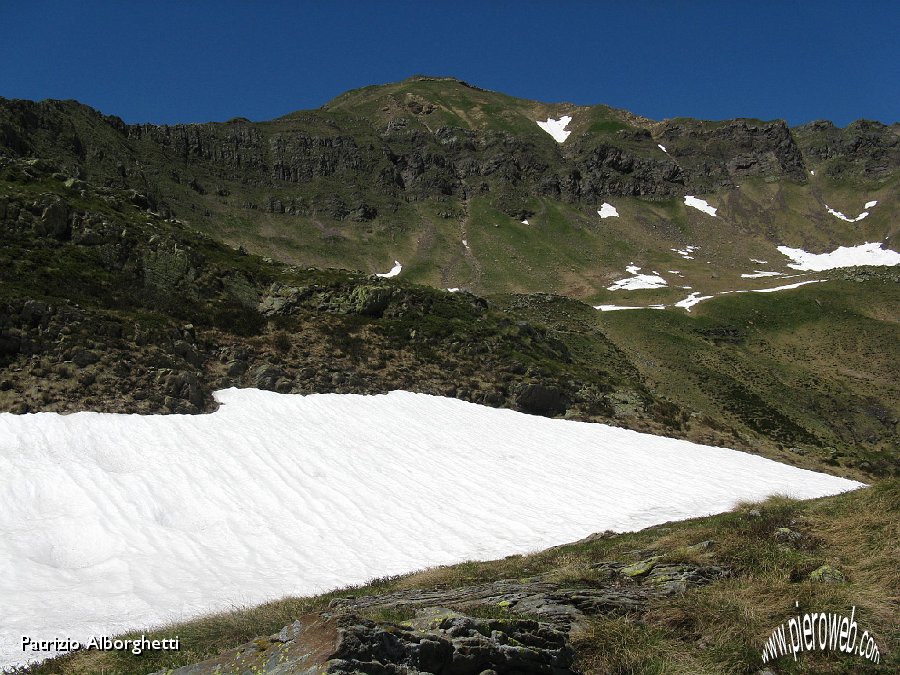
515;383;568;417
253;364;288;391
36;200;70;239
809;565;846;583
350;285;393;317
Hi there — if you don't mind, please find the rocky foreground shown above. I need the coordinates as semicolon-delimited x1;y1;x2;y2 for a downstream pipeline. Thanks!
152;555;726;675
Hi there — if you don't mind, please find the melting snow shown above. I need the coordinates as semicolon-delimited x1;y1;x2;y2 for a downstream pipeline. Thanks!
825;204;870;223
462;239;470;250
684;196;717;217
675;292;715;312
598;203;619;219
536;115;572;143
595;304;665;311
750;258;768;264
375;260;402;278
610;264;667;291
741;271;782;278
0;389;863;667
777;243;900;271
751;280;824;293
672;245;699;260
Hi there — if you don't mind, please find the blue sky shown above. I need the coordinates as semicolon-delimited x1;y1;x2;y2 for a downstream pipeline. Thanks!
1;1;897;126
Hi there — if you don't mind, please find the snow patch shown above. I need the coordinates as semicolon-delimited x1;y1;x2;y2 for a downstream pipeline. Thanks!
825;204;869;222
671;245;699;260
777;243;900;271
598;203;619;219
865;200;878;209
521;219;529;225
741;271;782;278
751;280;824;293
750;258;768;264
375;260;402;278
595;304;665;312
447;288;460;293
675;292;715;312
462;239;470;250
607;267;667;291
684;196;717;217
0;389;863;667
658;144;668;153
536;115;572;143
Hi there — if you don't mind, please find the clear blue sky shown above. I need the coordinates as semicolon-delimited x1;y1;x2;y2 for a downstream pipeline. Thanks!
1;1;897;126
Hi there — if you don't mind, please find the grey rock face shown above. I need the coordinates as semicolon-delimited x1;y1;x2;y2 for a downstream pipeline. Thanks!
37;200;70;238
155;559;727;674
327;612;576;675
6;92;892;226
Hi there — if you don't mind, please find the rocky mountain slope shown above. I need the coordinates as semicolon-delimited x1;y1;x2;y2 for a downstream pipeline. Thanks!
1;154;897;478
1;76;897;300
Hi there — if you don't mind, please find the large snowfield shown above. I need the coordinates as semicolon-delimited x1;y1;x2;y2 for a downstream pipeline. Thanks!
0;389;863;667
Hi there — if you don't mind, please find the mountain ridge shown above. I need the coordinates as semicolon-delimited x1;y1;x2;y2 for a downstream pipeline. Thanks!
8;73;899;128
2;77;897;305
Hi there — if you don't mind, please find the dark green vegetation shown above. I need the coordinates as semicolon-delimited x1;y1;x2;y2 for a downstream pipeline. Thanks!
2;77;898;673
0;157;590;420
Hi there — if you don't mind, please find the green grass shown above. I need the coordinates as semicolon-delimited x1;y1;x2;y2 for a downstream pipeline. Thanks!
499;275;900;479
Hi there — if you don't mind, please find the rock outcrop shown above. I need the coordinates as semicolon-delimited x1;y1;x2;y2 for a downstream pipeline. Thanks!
151;560;727;674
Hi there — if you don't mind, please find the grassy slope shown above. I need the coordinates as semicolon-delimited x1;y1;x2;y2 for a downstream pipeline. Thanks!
198;172;899;303
495;274;900;481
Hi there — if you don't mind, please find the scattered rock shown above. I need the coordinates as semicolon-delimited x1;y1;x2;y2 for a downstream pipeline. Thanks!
253;364;288;391
226;359;248;377
156;559;729;674
773;527;802;544
686;540;716;551
273;619;303;643
68;347;100;367
621;557;661;578
809;565;846;583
